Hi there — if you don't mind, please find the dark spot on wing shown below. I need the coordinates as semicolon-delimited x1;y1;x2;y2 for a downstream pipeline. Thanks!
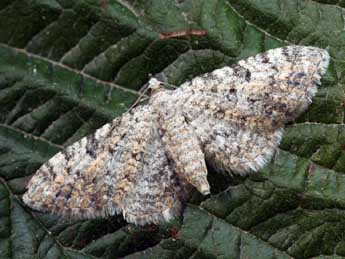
211;86;218;93
296;72;307;78
261;53;270;63
245;69;251;82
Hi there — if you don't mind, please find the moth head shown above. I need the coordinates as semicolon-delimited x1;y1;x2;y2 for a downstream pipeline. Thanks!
148;78;164;95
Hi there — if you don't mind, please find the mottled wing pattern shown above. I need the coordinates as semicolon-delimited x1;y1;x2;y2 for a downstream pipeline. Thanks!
119;108;190;225
177;46;330;174
190;115;284;174
24;45;330;226
23;105;189;225
185;46;330;125
23;118;120;218
155;104;210;195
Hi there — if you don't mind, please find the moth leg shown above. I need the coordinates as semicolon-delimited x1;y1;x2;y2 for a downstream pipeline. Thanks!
158;111;210;195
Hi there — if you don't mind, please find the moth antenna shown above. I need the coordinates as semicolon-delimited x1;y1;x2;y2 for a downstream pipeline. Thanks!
159;81;178;90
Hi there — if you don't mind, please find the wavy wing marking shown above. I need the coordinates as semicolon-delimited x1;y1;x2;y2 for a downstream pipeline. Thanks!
23;105;189;225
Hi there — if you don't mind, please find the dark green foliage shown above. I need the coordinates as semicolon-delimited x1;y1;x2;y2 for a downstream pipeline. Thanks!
0;0;344;258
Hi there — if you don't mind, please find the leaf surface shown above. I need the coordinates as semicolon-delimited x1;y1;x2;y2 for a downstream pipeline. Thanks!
1;0;345;258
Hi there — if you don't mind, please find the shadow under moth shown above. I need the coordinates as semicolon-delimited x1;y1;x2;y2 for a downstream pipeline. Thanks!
23;46;330;226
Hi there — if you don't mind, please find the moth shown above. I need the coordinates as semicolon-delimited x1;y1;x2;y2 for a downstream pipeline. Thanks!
23;46;330;225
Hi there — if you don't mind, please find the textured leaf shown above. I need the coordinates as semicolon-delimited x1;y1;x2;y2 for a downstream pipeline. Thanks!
0;0;345;258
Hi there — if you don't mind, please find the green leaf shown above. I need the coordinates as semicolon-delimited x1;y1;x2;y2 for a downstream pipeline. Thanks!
0;0;345;258
0;180;95;258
